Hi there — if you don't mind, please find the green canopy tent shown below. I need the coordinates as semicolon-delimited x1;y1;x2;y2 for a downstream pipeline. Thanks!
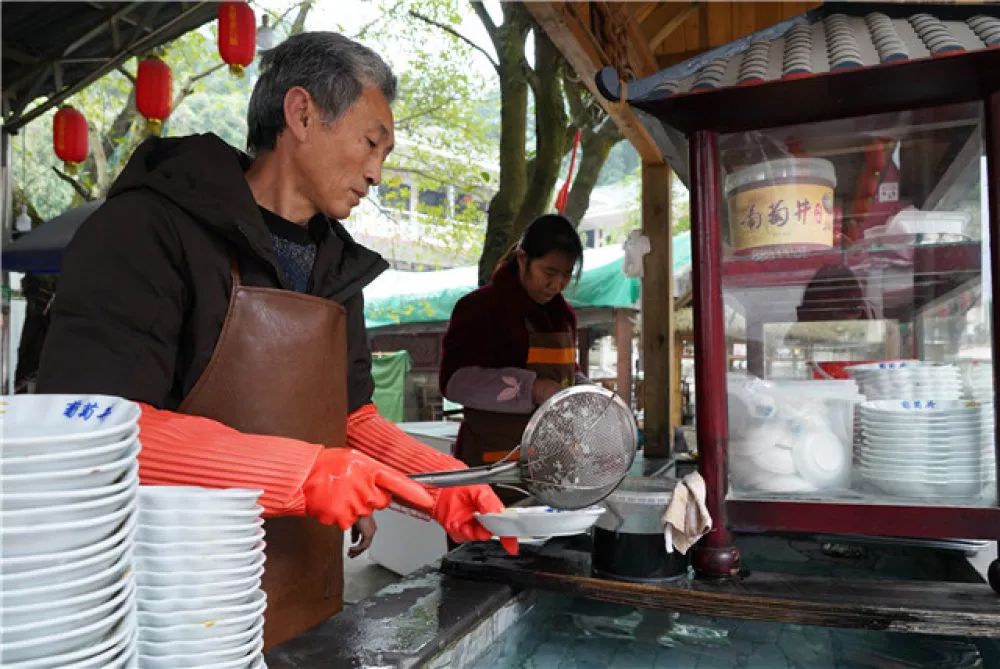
362;234;692;420
364;233;691;328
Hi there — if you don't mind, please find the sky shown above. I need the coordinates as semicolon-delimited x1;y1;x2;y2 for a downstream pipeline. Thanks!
262;0;501;81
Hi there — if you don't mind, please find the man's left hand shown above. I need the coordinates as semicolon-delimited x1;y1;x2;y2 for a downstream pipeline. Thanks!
349;515;376;558
432;485;519;556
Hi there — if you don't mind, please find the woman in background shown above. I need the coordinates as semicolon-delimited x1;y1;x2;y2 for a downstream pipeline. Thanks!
440;215;585;501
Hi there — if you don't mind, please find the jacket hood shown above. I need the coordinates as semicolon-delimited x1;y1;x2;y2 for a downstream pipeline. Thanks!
108;133;387;301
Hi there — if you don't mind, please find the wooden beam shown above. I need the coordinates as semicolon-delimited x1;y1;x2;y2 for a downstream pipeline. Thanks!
614;309;633;408
607;3;659;78
641;162;673;457
645;2;699;51
525;2;664;164
632;2;658;25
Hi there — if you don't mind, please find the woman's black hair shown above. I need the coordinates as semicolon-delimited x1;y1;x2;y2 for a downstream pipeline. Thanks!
497;214;584;278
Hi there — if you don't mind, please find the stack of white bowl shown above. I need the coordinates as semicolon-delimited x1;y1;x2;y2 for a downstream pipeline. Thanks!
857;400;996;502
135;485;267;669
1;394;140;668
961;359;994;402
845;361;963;400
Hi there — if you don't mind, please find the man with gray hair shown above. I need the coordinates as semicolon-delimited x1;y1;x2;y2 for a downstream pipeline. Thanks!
38;31;516;649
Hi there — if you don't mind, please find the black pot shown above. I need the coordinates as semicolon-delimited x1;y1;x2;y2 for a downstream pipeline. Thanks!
592;527;689;583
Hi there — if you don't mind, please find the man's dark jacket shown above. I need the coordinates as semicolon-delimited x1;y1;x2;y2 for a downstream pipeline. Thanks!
37;133;388;413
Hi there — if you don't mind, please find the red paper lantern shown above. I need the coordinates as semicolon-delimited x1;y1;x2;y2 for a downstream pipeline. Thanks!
52;105;88;173
218;2;256;77
136;56;172;136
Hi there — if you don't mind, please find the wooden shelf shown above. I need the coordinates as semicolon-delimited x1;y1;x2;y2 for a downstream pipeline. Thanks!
443;537;1000;638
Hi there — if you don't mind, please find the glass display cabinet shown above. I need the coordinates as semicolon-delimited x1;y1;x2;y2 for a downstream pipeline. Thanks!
596;6;1000;591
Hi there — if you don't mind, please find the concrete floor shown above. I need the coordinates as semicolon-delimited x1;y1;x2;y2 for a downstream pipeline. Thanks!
342;541;404;606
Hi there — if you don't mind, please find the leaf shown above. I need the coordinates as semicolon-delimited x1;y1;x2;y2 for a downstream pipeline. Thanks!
497;387;519;402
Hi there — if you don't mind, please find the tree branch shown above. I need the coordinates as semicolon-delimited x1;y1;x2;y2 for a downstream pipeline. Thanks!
353;0;404;39
116;66;135;85
51;167;92;201
409;9;498;73
176;62;227;107
523;60;540;97
470;1;499;48
290;0;313;36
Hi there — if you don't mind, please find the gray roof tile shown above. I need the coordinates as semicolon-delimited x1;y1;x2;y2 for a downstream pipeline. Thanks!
644;6;999;99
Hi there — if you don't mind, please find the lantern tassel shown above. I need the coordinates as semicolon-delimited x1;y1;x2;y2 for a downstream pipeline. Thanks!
146;119;164;137
229;63;246;78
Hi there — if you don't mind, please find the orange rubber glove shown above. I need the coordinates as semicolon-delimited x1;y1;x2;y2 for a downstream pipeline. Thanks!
346;403;519;555
302;447;434;529
137;403;433;524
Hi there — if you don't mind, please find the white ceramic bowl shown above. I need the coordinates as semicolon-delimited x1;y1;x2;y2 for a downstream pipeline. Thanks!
72;624;137;669
136;605;265;644
137;586;259;615
136;518;264;543
858;449;993;466
137;618;262;655
1;394;140;445
737;469;819;493
136;589;266;629
0;511;135;578
860;474;989;498
138;486;262;512
1;611;135;669
1;464;139;511
2;482;136;526
858;461;988;481
0;443;139;493
135;528;264;557
136;552;266;588
134;541;265;574
0;592;132;664
2;577;134;644
2;531;132;593
138;506;264;528
792;427;848;487
138;637;262;668
2;505;133;558
2;429;138;474
4;550;132;607
0;500;133;559
747;446;797;475
475;506;604;538
135;566;263;602
2;572;131;627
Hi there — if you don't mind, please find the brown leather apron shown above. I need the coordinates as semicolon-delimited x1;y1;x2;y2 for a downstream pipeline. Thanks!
457;330;576;504
179;259;348;651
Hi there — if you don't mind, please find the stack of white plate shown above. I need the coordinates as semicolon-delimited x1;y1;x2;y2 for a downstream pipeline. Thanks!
846;361;963;400
961;359;994;402
1;394;140;668
135;486;266;669
857;400;996;502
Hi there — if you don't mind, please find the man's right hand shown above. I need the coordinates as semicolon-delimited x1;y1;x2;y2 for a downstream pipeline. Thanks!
303;448;434;529
532;378;563;406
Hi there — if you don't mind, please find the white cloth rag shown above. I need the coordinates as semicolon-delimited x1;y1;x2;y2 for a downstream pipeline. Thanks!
661;471;712;555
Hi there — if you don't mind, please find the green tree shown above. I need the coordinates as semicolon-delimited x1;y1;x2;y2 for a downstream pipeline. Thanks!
409;1;626;284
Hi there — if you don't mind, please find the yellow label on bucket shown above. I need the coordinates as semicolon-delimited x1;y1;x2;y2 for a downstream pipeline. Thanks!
728;182;835;252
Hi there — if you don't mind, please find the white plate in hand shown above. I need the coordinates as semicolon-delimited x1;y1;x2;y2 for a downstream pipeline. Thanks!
475;506;604;538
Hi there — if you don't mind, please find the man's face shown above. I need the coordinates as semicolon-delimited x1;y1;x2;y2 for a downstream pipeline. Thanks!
517;249;575;305
301;86;395;220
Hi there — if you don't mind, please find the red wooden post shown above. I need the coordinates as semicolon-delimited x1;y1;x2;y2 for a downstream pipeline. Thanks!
986;91;1000;594
690;130;740;577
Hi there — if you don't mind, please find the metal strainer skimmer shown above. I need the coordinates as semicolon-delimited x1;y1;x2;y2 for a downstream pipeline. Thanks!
410;386;638;509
